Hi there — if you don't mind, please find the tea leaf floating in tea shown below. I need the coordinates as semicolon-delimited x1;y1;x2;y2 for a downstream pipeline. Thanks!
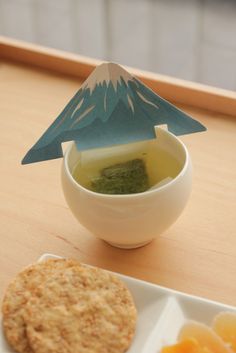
91;159;149;194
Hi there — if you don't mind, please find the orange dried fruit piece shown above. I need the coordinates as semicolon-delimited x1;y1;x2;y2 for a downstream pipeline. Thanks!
179;321;233;353
213;312;236;352
161;337;212;353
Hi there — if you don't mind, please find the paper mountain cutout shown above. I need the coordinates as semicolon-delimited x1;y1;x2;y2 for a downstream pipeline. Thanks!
22;62;206;164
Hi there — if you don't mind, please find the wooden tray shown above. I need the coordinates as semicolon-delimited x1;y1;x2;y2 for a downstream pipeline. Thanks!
0;36;235;306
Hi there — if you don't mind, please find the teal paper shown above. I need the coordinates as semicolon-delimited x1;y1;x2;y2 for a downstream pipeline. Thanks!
22;63;206;164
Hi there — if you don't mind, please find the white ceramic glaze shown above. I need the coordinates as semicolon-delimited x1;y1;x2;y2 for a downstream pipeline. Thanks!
61;128;192;248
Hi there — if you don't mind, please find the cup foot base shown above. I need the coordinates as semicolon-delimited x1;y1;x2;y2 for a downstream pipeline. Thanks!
105;239;153;249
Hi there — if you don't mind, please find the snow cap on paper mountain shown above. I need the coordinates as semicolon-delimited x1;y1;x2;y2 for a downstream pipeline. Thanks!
22;62;206;164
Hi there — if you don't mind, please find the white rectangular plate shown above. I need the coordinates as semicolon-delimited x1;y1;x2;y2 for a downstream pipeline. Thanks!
1;253;236;353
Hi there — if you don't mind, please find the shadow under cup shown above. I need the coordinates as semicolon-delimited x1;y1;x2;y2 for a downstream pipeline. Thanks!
61;128;192;249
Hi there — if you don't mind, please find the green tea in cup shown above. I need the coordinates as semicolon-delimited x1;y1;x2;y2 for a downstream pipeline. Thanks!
72;143;181;195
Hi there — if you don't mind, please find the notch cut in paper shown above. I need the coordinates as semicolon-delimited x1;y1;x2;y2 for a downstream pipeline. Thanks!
22;62;206;164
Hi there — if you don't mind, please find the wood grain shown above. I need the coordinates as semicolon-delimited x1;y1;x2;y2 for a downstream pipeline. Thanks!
0;54;236;308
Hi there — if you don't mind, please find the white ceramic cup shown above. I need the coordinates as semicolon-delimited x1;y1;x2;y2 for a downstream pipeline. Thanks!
61;127;192;249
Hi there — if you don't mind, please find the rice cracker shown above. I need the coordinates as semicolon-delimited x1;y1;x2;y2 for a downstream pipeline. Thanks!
2;258;137;353
2;258;85;353
24;263;137;353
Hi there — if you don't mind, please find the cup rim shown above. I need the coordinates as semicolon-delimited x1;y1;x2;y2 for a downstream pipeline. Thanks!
63;129;190;199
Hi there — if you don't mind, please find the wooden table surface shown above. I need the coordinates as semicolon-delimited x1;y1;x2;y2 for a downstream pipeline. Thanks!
0;39;236;307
